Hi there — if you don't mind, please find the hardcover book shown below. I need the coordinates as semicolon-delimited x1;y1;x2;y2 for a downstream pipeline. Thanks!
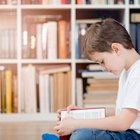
60;108;105;140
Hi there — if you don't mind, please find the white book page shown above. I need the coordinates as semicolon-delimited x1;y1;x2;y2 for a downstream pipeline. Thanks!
61;108;105;120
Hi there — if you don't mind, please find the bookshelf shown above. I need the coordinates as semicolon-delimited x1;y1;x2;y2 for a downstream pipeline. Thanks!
0;0;140;122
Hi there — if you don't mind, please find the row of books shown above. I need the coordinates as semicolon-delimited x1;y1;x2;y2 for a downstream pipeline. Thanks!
21;64;71;113
0;29;17;59
76;64;118;108
0;0;17;4
21;0;71;4
0;67;18;113
22;15;70;59
0;0;71;5
76;0;125;5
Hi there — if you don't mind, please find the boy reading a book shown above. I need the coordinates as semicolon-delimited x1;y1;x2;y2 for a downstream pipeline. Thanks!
54;18;140;140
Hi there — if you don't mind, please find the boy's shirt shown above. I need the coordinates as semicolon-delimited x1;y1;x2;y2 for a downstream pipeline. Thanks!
116;59;140;134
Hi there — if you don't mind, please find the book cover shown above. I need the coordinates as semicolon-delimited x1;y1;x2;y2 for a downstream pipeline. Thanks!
60;108;105;140
58;20;67;59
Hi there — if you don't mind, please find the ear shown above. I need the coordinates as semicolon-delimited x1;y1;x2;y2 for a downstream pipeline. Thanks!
111;43;121;55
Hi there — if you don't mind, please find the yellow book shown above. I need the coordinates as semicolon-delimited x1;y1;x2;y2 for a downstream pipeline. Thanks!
5;70;12;113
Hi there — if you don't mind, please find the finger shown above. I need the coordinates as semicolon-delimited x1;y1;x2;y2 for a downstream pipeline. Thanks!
57;131;63;136
57;114;61;121
57;109;62;114
67;104;74;112
54;125;60;131
56;129;64;136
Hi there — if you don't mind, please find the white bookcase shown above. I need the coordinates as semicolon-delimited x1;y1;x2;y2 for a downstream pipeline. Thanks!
0;0;139;122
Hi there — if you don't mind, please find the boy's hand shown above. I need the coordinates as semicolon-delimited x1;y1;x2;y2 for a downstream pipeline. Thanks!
54;117;78;136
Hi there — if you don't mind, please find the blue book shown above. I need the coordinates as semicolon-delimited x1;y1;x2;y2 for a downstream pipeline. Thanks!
137;24;140;54
42;133;59;140
130;23;137;50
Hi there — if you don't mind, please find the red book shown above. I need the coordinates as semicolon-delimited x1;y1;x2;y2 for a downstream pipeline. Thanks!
60;107;105;140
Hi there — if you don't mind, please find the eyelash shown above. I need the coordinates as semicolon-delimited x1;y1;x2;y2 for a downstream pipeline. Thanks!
100;60;104;64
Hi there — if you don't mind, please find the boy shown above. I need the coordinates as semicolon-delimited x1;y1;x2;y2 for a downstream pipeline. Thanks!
54;18;140;140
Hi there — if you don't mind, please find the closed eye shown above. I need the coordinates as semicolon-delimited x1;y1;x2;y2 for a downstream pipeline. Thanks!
100;60;104;64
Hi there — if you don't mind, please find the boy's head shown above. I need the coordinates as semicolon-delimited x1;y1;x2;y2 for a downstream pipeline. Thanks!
82;18;135;74
83;18;134;58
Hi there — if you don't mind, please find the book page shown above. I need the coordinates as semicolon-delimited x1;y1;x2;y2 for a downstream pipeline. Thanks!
61;108;105;120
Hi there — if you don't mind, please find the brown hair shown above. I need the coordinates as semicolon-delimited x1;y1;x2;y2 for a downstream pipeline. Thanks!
82;18;134;58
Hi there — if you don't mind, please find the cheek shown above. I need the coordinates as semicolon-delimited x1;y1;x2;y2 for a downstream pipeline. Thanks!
111;58;124;71
105;56;124;70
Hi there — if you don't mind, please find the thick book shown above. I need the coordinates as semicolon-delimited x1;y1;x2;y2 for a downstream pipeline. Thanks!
60;108;105;140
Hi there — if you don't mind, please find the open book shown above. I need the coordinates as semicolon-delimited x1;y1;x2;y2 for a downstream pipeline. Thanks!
60;108;105;140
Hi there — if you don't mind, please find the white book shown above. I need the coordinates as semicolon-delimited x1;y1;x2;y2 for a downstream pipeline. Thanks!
47;22;57;59
36;24;43;59
76;18;101;24
76;78;83;107
39;65;70;74
39;74;46;113
61;108;105;120
42;23;48;59
22;65;37;113
82;71;118;79
87;64;102;70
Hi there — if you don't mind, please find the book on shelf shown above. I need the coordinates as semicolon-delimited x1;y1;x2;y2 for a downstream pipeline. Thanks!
87;64;102;70
58;20;67;59
12;75;18;113
48;21;58;59
86;83;118;91
60;107;105;140
76;78;83;107
81;71;118;79
76;18;102;24
129;0;134;4
5;70;12;113
136;24;140;54
129;22;140;54
87;78;118;84
130;23;137;49
21;65;37;113
38;64;70;74
75;23;88;59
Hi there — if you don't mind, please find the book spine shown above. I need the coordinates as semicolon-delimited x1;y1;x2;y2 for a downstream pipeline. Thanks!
5;70;12;113
47;22;57;59
58;20;67;59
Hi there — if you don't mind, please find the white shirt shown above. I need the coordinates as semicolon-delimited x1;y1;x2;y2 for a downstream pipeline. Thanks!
116;59;140;134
